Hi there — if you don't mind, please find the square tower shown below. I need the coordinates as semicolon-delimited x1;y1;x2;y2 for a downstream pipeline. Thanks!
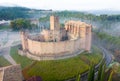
50;16;60;30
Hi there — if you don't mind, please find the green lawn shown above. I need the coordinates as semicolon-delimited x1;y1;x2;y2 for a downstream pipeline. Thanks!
10;46;33;68
10;46;102;81
0;56;11;67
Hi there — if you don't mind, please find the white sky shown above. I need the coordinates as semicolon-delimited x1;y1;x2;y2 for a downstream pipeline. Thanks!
0;0;120;10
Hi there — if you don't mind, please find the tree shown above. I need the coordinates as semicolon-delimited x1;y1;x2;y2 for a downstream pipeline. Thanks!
97;60;105;81
76;74;81;81
10;18;31;30
100;64;106;81
108;71;113;81
97;62;103;81
10;21;17;30
92;66;95;81
0;7;30;20
88;64;95;81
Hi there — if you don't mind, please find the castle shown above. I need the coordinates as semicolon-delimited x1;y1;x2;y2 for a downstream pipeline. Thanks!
19;16;92;60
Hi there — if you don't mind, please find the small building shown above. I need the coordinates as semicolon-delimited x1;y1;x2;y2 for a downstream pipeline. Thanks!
0;64;23;81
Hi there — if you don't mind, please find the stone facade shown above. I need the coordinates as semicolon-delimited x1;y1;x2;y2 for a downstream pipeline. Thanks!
65;20;92;51
20;16;92;60
50;16;60;30
0;65;23;81
41;16;67;42
27;38;81;56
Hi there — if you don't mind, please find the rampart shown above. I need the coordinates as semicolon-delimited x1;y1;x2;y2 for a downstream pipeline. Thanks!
18;37;84;60
27;37;82;56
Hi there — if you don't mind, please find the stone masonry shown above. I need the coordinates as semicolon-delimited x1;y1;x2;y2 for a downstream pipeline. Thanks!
19;16;92;60
0;65;23;81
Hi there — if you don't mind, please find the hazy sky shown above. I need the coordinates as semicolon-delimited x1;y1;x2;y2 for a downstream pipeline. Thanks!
0;0;119;10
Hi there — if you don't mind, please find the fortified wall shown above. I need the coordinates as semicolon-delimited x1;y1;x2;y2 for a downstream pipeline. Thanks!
27;37;81;55
19;16;92;60
65;21;92;51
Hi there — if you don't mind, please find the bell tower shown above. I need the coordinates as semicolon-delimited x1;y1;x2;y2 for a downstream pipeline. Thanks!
50;16;60;31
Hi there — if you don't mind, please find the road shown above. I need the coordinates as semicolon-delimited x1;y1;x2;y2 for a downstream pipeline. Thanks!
80;45;113;81
99;46;113;66
0;47;17;65
93;33;113;66
0;30;21;65
0;40;21;65
66;44;113;81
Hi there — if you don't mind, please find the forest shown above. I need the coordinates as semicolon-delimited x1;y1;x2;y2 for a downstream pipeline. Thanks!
0;7;30;20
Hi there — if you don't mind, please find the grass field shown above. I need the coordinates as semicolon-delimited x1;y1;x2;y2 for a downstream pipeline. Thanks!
10;46;33;68
10;46;102;81
0;56;11;67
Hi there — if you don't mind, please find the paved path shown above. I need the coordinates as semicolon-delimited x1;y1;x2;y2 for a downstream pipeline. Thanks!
0;47;16;65
99;46;113;66
92;32;113;66
0;32;20;65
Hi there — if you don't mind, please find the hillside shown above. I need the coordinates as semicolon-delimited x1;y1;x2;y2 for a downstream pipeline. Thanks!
0;6;52;20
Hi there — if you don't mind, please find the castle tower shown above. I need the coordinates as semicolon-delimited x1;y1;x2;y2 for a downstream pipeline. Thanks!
50;16;60;31
20;31;28;51
85;25;92;51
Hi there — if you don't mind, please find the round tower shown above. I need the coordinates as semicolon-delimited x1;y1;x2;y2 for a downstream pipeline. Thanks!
20;31;28;51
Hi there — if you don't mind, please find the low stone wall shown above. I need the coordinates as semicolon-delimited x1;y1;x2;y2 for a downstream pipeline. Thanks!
18;49;84;61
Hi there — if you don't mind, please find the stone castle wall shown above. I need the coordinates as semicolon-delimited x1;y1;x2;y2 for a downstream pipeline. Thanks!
19;16;92;61
65;20;92;51
27;37;82;56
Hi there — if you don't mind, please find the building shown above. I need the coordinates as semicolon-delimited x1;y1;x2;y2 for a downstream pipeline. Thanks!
19;16;92;60
0;65;23;81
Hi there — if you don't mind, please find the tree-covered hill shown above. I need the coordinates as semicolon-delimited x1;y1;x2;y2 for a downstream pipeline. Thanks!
54;11;120;22
0;6;52;20
0;7;31;20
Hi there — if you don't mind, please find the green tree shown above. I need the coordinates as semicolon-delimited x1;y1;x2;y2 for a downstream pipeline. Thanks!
97;60;105;81
10;21;17;30
0;7;29;20
10;18;31;30
88;64;95;81
100;64;106;81
76;74;81;81
108;71;113;81
92;66;95;81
